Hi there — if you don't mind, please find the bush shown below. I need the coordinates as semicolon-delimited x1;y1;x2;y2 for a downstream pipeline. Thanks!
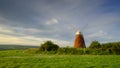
39;41;59;51
89;40;101;49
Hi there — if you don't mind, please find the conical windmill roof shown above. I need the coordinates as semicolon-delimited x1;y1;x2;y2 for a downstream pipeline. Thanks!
76;31;82;35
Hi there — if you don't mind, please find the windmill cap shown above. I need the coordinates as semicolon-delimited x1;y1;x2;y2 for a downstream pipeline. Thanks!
76;31;81;35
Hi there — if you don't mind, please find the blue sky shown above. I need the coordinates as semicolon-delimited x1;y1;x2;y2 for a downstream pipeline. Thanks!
0;0;120;47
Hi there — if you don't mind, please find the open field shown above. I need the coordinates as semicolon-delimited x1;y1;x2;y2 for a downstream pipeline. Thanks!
0;50;120;68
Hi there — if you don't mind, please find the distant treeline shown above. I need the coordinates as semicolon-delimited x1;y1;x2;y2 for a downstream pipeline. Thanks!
26;41;120;55
0;45;39;50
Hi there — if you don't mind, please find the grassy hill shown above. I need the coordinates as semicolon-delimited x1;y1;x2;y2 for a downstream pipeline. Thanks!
0;50;120;68
0;44;39;50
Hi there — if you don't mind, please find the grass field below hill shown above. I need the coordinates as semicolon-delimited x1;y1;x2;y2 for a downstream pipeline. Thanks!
0;50;120;68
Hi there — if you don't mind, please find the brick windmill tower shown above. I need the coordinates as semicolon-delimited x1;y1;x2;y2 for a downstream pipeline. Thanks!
74;31;86;48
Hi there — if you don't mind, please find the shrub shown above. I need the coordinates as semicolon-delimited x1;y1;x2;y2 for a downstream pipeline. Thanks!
39;41;59;51
89;40;101;49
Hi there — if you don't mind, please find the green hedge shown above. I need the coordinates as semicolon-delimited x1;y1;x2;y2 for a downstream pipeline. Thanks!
26;48;120;55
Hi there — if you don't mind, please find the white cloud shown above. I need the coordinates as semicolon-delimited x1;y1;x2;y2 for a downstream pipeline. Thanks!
0;16;42;35
0;35;41;46
13;27;41;34
0;34;70;47
0;26;15;34
0;24;41;35
20;36;71;47
45;18;59;25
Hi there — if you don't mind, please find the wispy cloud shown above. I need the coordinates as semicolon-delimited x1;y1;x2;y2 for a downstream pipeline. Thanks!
45;18;59;25
0;34;70;46
0;27;14;34
87;30;107;38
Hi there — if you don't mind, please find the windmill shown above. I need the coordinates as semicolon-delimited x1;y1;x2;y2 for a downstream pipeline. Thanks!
74;30;86;48
69;22;113;48
69;24;88;48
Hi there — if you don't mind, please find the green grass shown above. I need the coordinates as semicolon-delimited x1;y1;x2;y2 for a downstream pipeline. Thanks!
0;50;120;68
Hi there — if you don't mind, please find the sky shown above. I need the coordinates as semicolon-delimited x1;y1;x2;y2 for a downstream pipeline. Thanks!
0;0;120;47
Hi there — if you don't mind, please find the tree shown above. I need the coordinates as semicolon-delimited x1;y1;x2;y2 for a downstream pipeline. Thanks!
89;40;101;49
39;41;59;51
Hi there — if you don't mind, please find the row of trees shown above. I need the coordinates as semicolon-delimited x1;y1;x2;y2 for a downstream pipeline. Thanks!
89;40;120;49
89;40;120;54
28;40;120;55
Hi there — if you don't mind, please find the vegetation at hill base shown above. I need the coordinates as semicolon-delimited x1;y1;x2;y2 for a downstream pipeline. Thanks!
26;40;120;55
